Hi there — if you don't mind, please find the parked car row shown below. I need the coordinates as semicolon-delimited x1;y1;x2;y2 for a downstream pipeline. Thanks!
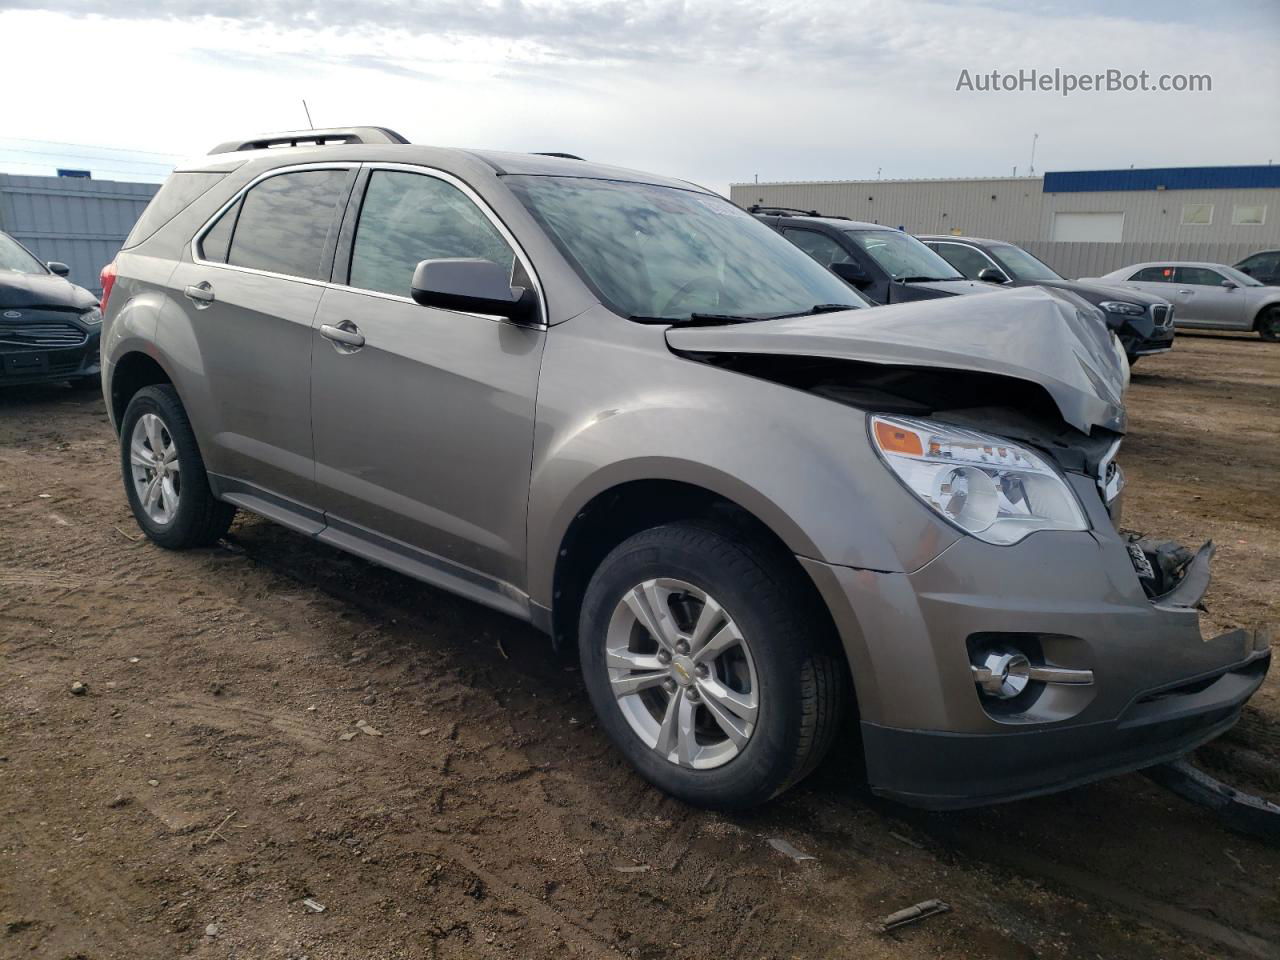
87;128;1267;813
752;205;1280;352
747;207;1173;364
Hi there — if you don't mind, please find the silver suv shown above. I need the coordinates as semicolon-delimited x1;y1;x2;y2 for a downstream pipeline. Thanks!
101;127;1269;809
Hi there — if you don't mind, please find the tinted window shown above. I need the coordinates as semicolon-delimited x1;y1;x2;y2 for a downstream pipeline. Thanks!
987;243;1062;282
1130;266;1174;282
199;199;238;263
0;231;47;275
227;170;349;280
845;229;963;281
349;171;515;298
508;176;865;321
781;228;853;268
934;242;993;280
1176;266;1227;286
124;172;226;249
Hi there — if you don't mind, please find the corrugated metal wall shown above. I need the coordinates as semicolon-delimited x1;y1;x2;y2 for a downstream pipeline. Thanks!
0;174;159;295
729;177;1280;247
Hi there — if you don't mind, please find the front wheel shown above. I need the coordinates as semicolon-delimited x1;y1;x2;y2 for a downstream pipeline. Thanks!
119;384;235;548
578;522;846;809
1259;307;1280;342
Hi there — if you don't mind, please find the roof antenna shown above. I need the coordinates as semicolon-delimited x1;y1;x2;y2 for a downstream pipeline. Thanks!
1028;132;1039;175
302;99;315;130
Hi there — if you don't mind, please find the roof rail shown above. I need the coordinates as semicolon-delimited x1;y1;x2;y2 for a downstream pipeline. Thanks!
747;204;849;220
208;126;410;155
532;152;585;160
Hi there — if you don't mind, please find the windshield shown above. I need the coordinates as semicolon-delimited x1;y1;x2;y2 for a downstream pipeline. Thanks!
844;229;963;282
505;176;867;321
988;243;1063;282
0;232;47;276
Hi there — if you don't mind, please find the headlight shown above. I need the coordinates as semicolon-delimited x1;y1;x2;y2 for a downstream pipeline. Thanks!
1098;301;1144;317
81;306;103;325
870;415;1088;545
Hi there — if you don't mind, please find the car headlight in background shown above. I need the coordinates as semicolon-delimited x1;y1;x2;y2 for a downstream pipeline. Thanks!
1098;301;1145;316
81;306;103;325
870;415;1088;545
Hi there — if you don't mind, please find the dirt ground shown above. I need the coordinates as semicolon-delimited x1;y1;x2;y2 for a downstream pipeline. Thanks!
1;332;1277;960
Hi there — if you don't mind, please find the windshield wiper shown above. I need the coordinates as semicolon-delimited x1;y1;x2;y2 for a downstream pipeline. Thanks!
629;313;765;326
768;303;861;320
895;275;957;283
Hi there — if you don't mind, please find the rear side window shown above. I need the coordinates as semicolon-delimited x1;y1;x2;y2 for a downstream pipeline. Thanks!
348;170;515;298
1130;266;1173;282
225;170;350;280
124;172;225;249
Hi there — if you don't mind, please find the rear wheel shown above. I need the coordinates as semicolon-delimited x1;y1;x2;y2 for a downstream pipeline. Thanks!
120;385;235;548
1258;307;1280;342
578;521;846;808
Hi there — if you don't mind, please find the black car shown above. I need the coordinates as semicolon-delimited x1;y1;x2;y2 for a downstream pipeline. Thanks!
750;207;995;305
1235;250;1280;286
919;234;1175;363
0;231;102;388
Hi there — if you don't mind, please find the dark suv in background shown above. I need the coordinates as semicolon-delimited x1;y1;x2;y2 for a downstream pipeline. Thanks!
919;234;1175;364
1235;250;1280;286
0;230;102;388
749;207;994;305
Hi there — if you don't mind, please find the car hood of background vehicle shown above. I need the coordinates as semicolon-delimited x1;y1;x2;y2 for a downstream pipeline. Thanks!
666;286;1126;434
1026;277;1170;307
0;271;98;311
905;278;995;296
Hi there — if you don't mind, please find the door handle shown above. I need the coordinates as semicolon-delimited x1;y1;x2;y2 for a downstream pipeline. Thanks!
320;321;365;350
184;282;215;307
1178;289;1194;295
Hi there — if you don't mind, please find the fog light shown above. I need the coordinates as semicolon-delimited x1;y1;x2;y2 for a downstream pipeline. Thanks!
972;649;1031;700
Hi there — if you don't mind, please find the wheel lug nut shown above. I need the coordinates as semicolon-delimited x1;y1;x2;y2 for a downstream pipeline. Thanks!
696;664;709;678
686;688;700;702
675;641;689;655
663;679;677;694
657;649;671;664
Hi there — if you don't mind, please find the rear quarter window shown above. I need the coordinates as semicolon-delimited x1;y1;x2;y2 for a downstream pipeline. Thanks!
123;172;226;249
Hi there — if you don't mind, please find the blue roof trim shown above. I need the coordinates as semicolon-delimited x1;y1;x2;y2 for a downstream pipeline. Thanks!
1043;166;1280;193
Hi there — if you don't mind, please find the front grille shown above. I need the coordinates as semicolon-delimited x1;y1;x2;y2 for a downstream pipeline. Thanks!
1151;305;1172;328
0;323;88;348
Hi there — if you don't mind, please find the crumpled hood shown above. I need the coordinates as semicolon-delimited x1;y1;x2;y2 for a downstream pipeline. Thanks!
666;286;1126;434
1028;277;1170;308
0;270;98;311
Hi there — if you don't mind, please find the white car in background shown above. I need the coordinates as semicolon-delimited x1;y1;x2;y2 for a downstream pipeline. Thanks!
1084;262;1280;342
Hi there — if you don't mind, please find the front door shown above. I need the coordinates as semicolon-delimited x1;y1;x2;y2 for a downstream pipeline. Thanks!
1173;266;1248;327
310;167;545;591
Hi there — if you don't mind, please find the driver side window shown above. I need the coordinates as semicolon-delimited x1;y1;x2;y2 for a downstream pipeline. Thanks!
935;243;993;280
349;170;516;299
782;228;852;269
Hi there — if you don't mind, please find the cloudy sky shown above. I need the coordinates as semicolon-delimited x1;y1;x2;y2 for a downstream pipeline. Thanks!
1;0;1277;193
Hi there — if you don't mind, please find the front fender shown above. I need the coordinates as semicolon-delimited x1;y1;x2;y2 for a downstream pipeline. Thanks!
524;312;961;608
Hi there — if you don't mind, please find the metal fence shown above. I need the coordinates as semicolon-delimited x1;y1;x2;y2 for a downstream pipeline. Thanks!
1018;240;1262;281
0;174;159;295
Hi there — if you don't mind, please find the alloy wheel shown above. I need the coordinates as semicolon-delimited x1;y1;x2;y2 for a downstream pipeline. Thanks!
129;412;181;525
605;578;759;769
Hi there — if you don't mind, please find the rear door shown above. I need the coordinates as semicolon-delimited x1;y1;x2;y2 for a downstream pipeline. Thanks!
167;165;356;522
309;165;546;593
1172;266;1248;327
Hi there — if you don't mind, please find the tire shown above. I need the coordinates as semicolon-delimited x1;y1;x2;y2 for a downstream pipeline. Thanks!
1258;307;1280;342
1126;354;1140;367
119;384;235;548
578;521;847;809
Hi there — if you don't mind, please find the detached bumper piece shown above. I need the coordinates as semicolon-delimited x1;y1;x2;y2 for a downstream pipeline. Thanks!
865;629;1271;810
1145;758;1280;842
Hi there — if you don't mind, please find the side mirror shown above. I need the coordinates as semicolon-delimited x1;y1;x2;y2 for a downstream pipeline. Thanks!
411;258;538;324
1221;279;1238;289
830;260;869;286
977;266;1009;284
47;261;70;277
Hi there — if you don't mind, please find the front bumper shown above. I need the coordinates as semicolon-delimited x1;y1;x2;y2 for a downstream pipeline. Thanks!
0;330;100;386
801;472;1272;809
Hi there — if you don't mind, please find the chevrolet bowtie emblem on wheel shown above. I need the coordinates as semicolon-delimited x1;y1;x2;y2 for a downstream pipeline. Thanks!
672;661;691;683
